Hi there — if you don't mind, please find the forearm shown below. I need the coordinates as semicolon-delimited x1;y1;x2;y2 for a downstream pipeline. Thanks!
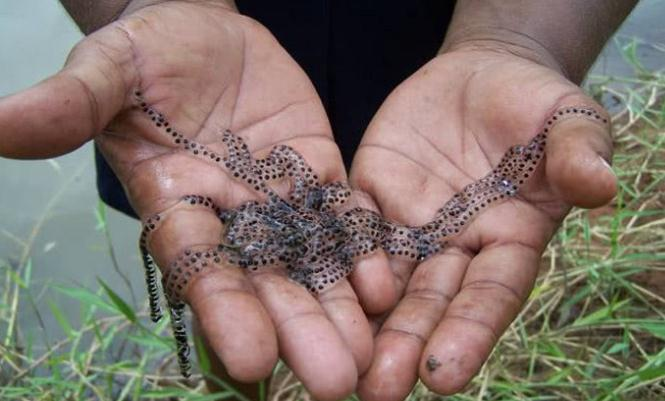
59;0;236;34
441;0;638;83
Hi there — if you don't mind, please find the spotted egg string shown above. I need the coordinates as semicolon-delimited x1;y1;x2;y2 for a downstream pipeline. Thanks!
131;90;608;377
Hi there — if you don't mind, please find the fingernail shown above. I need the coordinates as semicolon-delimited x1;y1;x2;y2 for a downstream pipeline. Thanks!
598;156;615;175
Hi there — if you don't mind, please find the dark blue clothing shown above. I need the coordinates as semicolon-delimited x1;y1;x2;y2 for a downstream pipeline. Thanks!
96;1;456;217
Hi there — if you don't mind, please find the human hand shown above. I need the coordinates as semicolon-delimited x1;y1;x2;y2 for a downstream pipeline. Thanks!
0;1;371;399
350;47;616;400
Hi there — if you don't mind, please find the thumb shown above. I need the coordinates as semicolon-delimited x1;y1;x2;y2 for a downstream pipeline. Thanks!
545;102;617;209
0;27;133;159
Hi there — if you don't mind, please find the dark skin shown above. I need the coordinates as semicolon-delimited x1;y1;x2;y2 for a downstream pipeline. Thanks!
0;0;636;400
0;2;378;400
352;1;636;398
352;50;616;400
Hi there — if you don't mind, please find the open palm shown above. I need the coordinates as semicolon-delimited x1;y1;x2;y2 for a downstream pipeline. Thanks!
351;49;616;400
0;2;371;399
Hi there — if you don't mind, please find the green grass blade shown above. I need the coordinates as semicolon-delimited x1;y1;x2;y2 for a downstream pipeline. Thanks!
98;278;137;323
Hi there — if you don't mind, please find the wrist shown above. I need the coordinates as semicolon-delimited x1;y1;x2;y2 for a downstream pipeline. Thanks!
60;0;236;34
439;0;638;85
440;26;568;80
120;0;237;18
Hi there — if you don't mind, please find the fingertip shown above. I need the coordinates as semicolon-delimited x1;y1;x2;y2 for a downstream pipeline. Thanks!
318;281;374;374
0;75;96;158
0;29;133;159
309;371;357;401
250;274;358;401
546;117;617;208
283;320;358;401
357;331;421;401
288;323;359;401
419;320;490;395
345;190;399;314
350;250;399;314
189;269;278;382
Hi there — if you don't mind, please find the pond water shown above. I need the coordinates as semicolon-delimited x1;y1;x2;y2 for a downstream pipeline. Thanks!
0;0;663;343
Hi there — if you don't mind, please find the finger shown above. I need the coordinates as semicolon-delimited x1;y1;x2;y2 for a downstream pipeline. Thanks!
350;143;448;309
148;205;279;382
351;251;397;314
345;190;399;314
0;27;132;158
419;242;540;395
546;102;616;208
357;251;468;401
318;280;374;374
192;321;271;400
250;273;359;401
188;268;279;381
